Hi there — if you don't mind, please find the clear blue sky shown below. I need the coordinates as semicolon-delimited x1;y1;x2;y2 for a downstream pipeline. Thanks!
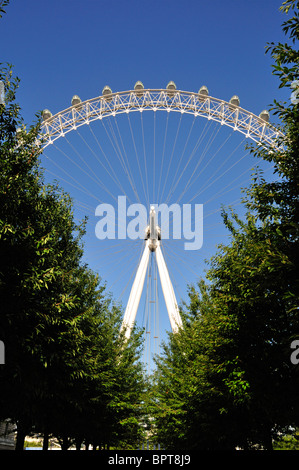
1;0;289;123
0;0;291;356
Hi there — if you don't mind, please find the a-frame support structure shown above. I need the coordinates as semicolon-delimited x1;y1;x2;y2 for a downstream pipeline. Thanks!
120;206;183;340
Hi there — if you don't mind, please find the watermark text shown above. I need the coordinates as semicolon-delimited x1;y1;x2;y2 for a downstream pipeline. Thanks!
95;197;203;251
290;339;299;365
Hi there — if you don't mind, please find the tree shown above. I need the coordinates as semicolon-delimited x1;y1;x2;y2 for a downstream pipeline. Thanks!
153;280;251;450
0;62;147;450
0;4;147;454
49;298;146;451
0;62;91;447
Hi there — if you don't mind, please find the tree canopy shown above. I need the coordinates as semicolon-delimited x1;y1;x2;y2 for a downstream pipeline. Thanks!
0;62;146;450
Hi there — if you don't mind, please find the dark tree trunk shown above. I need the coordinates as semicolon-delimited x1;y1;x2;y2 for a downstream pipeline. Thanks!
75;438;82;450
264;432;273;451
15;421;26;451
43;431;49;450
61;436;69;451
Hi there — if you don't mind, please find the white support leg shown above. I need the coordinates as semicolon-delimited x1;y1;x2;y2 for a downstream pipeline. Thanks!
155;243;183;334
120;206;183;341
120;239;151;340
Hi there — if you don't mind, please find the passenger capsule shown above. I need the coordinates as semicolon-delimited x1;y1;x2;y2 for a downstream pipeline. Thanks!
102;85;112;101
166;81;176;97
134;81;144;97
198;86;209;101
71;95;82;107
42;109;52;121
229;95;240;108
259;110;270;122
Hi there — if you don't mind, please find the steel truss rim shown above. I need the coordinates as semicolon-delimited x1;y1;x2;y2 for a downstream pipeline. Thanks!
38;88;283;150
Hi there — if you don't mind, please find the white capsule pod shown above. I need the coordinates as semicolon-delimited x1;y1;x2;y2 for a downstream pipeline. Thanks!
259;110;270;122
42;109;52;121
229;95;240;108
134;81;144;97
102;85;112;101
198;85;209;101
71;95;82;107
166;81;176;97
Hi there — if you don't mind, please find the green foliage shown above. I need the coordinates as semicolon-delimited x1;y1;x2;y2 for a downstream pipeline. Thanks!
273;428;299;450
0;0;9;19
0;64;146;450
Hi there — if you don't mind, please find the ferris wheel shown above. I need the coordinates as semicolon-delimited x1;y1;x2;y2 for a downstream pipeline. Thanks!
38;81;282;370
